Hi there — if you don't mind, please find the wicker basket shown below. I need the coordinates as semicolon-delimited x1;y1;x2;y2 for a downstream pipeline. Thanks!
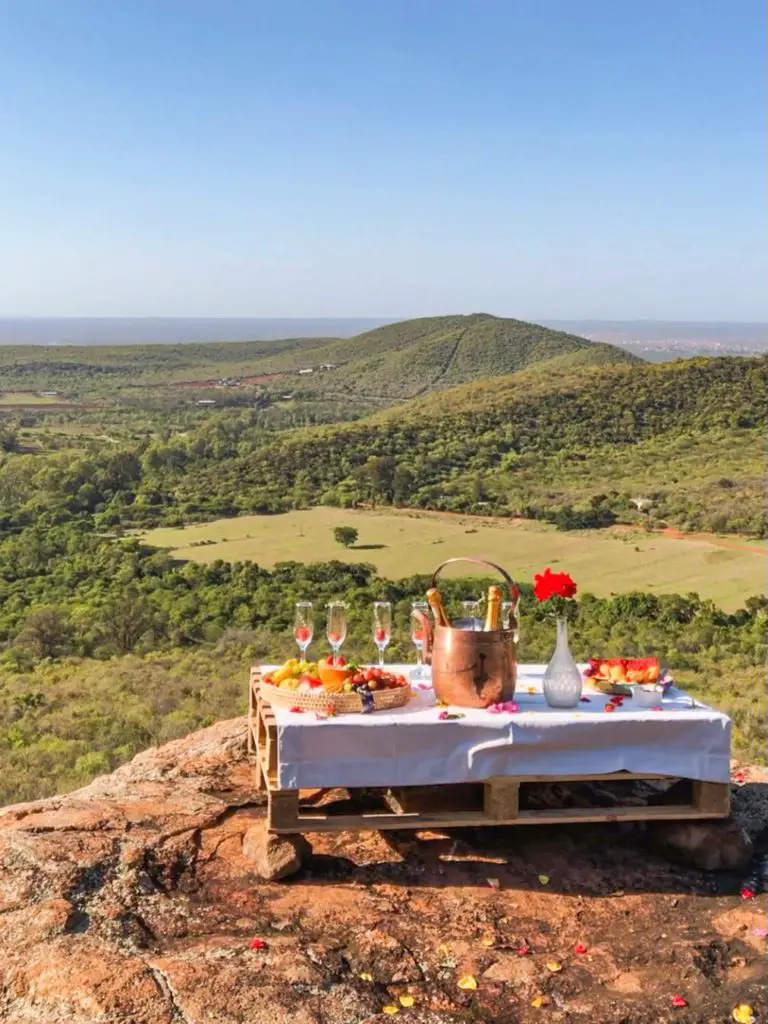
259;678;412;715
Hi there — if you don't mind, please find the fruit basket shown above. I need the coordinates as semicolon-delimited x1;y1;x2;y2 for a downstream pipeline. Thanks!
583;657;669;697
259;658;412;715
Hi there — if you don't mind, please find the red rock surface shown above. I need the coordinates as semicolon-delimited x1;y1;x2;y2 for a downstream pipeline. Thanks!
0;718;765;1023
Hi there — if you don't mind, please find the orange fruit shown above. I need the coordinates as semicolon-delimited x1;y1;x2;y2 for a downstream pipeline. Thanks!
318;663;353;690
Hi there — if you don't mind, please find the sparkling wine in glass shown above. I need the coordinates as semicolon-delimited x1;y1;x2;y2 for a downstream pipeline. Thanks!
294;601;313;658
462;599;481;631
326;601;347;665
372;601;392;668
410;600;429;679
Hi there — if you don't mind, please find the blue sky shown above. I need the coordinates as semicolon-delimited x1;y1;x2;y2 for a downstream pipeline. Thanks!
0;0;764;319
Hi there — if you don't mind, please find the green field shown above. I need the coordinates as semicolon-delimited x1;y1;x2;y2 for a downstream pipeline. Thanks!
0;392;66;406
141;508;765;609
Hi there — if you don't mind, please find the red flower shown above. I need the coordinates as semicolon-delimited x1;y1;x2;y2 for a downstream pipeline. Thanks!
533;568;577;602
740;887;756;900
573;943;588;955
671;995;688;1008
250;937;267;949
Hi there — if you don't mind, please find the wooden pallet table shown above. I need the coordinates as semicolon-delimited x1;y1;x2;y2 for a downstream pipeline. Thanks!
247;667;730;835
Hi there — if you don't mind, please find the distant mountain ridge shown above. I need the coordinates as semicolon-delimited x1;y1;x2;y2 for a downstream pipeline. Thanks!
263;313;640;399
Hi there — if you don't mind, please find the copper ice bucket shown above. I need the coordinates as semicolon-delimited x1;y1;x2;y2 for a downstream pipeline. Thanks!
419;557;519;708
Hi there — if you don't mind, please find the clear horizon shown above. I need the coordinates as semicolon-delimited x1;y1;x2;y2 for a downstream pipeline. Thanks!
1;0;765;320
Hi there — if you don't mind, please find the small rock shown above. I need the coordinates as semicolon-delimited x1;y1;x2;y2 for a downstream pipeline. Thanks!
650;818;753;871
242;824;312;880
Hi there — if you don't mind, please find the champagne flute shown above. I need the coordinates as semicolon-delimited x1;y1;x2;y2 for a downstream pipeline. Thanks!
410;599;429;679
294;601;313;659
372;601;392;668
326;601;347;665
462;599;481;631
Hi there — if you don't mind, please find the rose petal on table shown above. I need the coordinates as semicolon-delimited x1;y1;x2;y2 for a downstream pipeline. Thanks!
382;1005;400;1015
671;995;688;1008
359;972;374;982
531;995;549;1008
457;975;477;990
399;995;415;1007
538;874;551;885
289;706;304;713
651;705;664;711
249;937;266;949
732;1004;756;1024
740;887;756;900
546;960;563;973
573;943;588;954
579;696;591;702
733;770;746;783
417;683;431;690
527;686;537;694
604;704;616;713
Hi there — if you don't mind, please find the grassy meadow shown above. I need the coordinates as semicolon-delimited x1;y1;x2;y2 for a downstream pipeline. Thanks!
141;507;764;610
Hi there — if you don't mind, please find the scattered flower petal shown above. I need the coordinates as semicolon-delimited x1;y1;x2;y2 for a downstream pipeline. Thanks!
517;945;532;956
573;943;588;954
249;937;266;949
289;706;304;714
538;874;550;885
531;995;549;1008
752;927;768;938
604;703;616;713
382;1005;400;1015
439;710;466;720
733;770;746;783
527;686;537;694
671;995;688;1008
399;995;415;1007
610;890;625;897
359;972;373;982
480;936;495;947
609;695;624;705
579;696;591;703
457;975;477;991
546;960;563;973
486;877;501;890
740;888;756;900
417;683;431;690
651;705;664;711
732;1004;756;1024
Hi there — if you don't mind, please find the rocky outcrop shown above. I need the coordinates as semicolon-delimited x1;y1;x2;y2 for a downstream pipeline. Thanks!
0;718;766;1024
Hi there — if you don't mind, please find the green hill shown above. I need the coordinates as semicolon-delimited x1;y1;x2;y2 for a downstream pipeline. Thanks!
263;313;640;398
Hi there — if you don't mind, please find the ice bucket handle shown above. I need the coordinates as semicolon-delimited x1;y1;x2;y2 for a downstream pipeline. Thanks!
431;557;519;603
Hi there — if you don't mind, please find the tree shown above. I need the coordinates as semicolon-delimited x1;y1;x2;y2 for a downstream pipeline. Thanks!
16;606;73;660
98;591;155;654
333;526;358;548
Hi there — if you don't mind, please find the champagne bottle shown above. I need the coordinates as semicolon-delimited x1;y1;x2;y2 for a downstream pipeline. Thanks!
426;587;451;628
484;585;503;631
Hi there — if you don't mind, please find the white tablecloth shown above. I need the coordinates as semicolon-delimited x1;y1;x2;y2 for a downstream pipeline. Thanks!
264;664;731;789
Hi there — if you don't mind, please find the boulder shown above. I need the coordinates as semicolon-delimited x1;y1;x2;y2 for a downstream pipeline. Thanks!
649;817;753;871
242;823;312;880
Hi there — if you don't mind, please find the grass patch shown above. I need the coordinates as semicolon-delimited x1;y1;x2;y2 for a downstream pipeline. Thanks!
141;507;765;610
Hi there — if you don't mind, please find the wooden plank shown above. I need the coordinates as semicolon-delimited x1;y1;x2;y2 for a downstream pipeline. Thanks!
268;790;300;831
692;781;730;817
484;777;519;819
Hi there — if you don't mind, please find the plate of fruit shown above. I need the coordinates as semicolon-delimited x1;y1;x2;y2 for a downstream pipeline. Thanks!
260;656;412;714
583;657;670;696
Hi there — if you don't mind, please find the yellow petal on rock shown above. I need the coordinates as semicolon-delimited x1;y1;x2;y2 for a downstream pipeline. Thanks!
480;936;495;947
531;995;549;1008
382;1006;400;1016
457;974;478;991
399;995;415;1007
732;1006;755;1024
538;874;550;885
545;960;563;972
359;972;374;982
